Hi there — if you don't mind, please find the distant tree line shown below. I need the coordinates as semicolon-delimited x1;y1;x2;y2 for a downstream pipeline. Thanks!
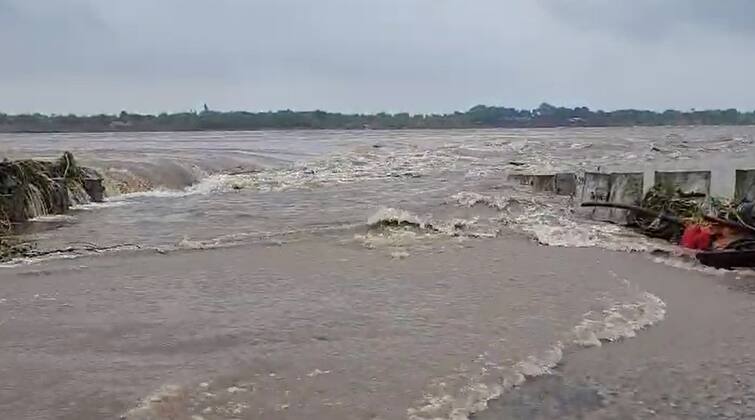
1;103;755;133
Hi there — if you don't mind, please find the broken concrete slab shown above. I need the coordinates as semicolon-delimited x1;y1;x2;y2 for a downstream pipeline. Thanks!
555;173;577;196
508;173;576;196
735;169;755;202
531;175;557;193
607;173;644;224
509;174;555;192
579;172;611;202
579;172;612;221
507;174;532;185
579;172;644;224
654;171;711;196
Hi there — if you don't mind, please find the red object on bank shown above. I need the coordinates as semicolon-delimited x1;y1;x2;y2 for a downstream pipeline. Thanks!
680;224;712;250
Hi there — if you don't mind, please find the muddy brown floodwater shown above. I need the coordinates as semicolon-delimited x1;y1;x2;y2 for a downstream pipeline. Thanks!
1;127;754;419
1;238;753;420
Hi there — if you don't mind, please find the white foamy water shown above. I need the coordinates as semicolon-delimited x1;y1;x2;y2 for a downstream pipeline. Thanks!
29;214;78;222
408;286;667;420
71;200;130;210
367;207;433;229
572;291;667;347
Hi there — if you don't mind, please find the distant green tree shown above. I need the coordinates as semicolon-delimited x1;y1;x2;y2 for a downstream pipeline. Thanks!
0;104;754;132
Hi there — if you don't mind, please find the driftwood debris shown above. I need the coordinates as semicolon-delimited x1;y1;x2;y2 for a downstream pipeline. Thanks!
18;243;140;260
580;201;755;234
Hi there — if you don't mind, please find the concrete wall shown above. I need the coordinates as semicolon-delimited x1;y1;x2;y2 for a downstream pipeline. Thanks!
654;171;711;196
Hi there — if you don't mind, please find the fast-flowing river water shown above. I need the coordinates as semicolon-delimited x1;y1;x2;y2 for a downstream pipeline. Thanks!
1;127;754;420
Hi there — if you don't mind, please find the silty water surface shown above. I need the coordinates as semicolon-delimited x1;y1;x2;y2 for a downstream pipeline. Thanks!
0;127;754;420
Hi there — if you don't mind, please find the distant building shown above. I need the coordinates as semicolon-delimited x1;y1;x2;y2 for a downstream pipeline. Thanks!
569;117;586;125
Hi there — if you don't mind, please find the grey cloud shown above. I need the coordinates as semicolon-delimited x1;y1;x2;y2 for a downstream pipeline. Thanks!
1;0;115;77
540;0;755;40
1;0;754;114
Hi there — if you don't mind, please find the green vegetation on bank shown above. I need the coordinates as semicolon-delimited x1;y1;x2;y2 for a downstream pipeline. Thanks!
2;103;755;132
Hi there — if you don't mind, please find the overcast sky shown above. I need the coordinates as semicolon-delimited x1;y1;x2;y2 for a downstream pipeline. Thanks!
2;0;754;115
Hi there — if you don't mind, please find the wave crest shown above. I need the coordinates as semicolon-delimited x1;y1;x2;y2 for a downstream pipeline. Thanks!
408;289;667;420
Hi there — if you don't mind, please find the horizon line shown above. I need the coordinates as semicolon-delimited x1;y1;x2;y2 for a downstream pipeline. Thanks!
2;103;755;117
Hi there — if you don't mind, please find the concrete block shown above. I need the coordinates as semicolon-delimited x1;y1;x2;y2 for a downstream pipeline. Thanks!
555;173;577;196
579;172;612;221
507;174;532;185
735;169;755;202
531;175;556;193
654;171;711;196
509;173;576;196
580;172;611;202
607;173;644;224
579;172;643;224
508;174;556;193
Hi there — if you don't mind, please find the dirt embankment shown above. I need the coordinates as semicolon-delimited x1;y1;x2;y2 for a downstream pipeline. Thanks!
0;152;104;260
